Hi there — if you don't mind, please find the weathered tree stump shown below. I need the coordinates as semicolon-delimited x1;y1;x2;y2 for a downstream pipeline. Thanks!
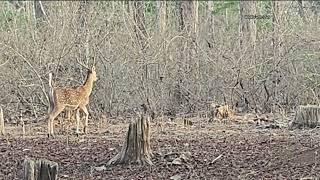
23;158;58;180
290;105;320;129
107;113;153;166
0;106;4;135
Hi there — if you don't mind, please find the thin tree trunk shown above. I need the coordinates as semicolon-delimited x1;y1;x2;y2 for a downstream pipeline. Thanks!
180;0;197;66
237;1;257;111
8;1;27;12
193;1;199;37
308;1;320;19
297;0;307;23
157;1;167;116
176;1;190;106
239;1;257;50
192;1;200;100
133;1;148;51
133;1;150;106
207;1;214;46
157;1;167;35
169;1;199;114
0;107;4;135
270;2;286;112
272;1;285;58
33;0;51;28
34;1;47;21
77;1;91;64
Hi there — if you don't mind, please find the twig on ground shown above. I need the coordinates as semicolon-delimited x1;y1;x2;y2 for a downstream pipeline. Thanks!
209;154;223;165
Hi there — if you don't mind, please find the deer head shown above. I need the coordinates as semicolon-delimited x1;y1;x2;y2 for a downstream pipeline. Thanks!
77;57;98;82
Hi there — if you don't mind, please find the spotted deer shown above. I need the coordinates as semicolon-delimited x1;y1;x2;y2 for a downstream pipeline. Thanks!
47;62;98;138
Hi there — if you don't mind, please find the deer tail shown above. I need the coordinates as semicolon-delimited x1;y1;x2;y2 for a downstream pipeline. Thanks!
48;73;55;113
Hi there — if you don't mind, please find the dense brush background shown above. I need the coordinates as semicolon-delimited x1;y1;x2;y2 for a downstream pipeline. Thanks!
0;1;319;122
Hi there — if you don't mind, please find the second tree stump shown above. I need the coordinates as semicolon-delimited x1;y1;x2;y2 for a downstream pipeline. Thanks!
23;158;58;180
290;105;320;128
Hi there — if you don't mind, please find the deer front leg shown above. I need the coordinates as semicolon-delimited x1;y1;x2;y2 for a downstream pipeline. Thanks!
47;117;56;139
47;117;52;138
81;106;89;134
75;108;81;136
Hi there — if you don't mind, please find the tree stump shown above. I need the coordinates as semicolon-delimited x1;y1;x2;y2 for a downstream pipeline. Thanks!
107;113;153;166
290;105;320;129
0;107;4;135
23;158;58;180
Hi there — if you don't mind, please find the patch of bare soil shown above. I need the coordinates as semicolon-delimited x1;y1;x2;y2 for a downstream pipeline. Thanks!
0;117;320;179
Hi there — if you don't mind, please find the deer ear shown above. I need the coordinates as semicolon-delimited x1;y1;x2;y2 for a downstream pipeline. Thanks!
91;65;95;71
92;56;96;70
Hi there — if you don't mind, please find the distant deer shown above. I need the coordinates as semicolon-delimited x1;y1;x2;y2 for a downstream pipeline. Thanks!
47;61;98;138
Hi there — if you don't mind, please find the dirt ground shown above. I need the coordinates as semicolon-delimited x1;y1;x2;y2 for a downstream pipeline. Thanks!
0;115;320;180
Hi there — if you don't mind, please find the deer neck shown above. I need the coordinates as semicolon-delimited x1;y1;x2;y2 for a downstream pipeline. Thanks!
82;75;94;96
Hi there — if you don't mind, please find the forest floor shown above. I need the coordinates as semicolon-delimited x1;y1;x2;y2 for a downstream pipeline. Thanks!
0;113;320;180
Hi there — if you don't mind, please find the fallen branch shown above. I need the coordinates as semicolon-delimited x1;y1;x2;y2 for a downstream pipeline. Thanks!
209;154;223;165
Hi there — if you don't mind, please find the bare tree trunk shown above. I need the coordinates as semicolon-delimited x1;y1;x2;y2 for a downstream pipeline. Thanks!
193;1;199;37
297;0;307;23
172;1;197;114
180;1;196;36
78;1;91;64
156;1;167;116
157;1;167;35
183;0;198;99
272;1;285;58
34;1;47;21
133;1;151;106
192;1;201;100
207;1;214;47
181;0;198;65
33;0;51;28
0;107;4;135
23;158;58;180
107;113;153;166
9;1;26;12
239;1;257;51
308;1;320;20
133;1;148;51
237;1;257;111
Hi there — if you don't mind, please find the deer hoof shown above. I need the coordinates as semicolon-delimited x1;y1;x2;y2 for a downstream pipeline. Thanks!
47;134;55;139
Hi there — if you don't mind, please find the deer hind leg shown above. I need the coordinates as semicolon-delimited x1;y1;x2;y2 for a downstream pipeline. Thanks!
47;116;52;138
75;108;81;135
65;110;72;133
47;105;65;138
80;106;89;134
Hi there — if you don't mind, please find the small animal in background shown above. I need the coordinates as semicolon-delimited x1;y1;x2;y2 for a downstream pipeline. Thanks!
216;105;234;119
47;62;98;138
210;103;235;121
